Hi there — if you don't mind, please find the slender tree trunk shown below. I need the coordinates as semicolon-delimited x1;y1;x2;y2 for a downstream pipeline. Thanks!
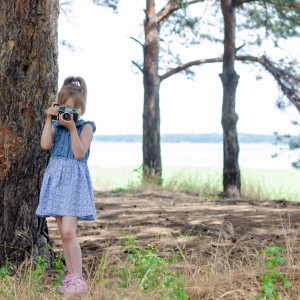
143;0;162;185
0;0;59;266
219;0;241;198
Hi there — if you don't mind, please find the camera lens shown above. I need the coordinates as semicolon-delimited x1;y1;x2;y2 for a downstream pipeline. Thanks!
62;112;71;121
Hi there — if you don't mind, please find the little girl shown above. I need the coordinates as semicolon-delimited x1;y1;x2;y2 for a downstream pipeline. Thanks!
36;76;96;294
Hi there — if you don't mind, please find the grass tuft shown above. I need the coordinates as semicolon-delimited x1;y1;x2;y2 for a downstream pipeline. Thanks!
1;233;300;299
91;167;300;201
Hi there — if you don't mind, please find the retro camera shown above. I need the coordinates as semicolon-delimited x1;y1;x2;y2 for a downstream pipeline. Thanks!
52;104;80;122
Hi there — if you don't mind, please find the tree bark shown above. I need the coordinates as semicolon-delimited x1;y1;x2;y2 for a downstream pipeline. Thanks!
219;0;241;198
0;0;59;266
143;0;162;185
141;0;215;185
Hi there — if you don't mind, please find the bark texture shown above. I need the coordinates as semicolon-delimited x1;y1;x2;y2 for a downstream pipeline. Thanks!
141;0;204;185
143;0;162;184
220;0;241;198
0;0;59;265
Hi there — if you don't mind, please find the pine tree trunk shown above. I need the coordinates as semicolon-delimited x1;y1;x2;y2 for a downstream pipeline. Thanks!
0;0;59;266
142;0;162;185
220;0;241;198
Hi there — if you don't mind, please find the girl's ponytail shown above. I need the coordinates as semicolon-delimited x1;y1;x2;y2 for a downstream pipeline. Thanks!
58;76;88;115
76;77;87;102
63;76;87;100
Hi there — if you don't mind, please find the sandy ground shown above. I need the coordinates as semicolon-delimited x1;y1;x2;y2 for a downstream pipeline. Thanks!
47;188;300;260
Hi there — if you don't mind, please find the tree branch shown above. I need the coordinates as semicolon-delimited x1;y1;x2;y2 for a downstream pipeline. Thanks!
236;55;300;112
131;60;143;74
160;54;300;114
233;0;300;8
91;0;119;12
160;57;223;81
157;0;204;23
130;36;143;47
232;0;258;7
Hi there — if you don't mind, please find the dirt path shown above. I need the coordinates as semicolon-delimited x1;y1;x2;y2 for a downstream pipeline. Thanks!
47;188;300;257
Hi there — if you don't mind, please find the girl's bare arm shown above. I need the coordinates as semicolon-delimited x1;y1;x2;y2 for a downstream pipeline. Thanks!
40;105;57;150
60;114;93;160
70;124;93;160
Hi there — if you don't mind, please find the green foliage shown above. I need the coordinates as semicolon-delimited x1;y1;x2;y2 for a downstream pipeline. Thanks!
241;169;300;201
92;0;119;12
0;257;15;298
0;258;13;279
274;131;300;169
33;256;48;278
128;165;143;187
117;237;189;299
240;1;300;41
28;255;48;293
255;247;292;300
92;167;300;201
52;253;67;289
128;165;164;187
164;168;223;197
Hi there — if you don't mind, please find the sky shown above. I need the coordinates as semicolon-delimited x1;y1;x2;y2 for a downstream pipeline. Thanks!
58;0;300;136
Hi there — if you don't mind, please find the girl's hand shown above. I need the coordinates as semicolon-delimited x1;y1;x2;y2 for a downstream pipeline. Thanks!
58;113;76;131
46;102;59;120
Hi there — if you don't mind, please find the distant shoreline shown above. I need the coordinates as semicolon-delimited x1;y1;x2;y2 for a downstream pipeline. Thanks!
93;133;277;144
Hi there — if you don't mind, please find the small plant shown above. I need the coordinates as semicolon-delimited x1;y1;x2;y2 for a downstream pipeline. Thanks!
33;255;48;278
27;255;48;294
118;237;189;299
0;258;13;279
255;246;291;300
53;253;67;289
114;187;127;192
94;256;108;285
165;274;189;300
128;166;164;187
128;165;143;187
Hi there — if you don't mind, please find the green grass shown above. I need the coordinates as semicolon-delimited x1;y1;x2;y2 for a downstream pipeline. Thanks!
2;168;300;299
163;168;223;197
0;236;298;300
90;166;300;201
241;169;300;201
89;167;134;191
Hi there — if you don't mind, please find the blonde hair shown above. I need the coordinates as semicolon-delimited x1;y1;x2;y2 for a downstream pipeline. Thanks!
57;76;87;115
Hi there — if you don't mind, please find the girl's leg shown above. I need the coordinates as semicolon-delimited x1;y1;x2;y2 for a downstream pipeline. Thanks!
56;216;82;276
55;216;71;272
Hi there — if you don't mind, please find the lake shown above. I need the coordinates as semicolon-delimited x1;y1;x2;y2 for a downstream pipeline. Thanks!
89;142;299;170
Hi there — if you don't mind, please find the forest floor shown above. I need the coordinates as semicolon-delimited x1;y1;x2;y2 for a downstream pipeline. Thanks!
47;188;300;260
43;188;300;299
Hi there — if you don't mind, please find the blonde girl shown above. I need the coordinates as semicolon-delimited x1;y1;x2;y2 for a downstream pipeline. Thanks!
36;76;96;294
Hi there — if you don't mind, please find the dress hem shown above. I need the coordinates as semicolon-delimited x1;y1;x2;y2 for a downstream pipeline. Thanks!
36;213;96;221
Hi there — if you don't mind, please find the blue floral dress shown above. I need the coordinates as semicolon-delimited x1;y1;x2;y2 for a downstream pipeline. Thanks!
36;119;96;220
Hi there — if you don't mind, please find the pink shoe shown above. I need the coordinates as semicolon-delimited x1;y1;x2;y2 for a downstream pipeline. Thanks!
62;273;76;285
59;273;88;294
